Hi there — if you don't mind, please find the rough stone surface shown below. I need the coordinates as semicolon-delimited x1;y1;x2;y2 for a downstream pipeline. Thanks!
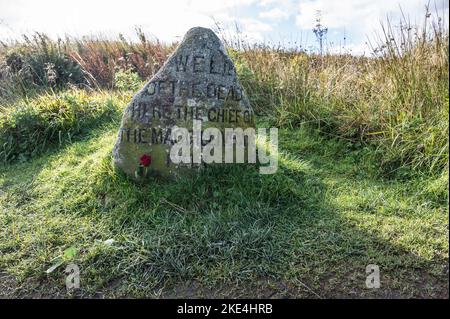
113;27;255;180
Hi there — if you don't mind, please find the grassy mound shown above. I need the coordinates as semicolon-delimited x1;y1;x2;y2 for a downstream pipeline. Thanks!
0;89;127;163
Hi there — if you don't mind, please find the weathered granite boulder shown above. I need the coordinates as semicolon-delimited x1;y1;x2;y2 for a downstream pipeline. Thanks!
113;27;255;180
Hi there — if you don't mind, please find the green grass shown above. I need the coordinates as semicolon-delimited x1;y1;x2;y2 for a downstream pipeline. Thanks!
0;115;447;298
0;89;130;163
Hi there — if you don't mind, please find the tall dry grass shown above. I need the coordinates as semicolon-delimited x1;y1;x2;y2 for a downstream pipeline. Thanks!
225;8;448;176
0;28;174;98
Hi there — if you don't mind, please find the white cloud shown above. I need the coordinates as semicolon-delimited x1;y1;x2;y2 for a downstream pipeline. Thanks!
0;0;447;54
259;8;290;20
240;18;273;32
0;0;259;41
240;18;273;40
294;0;449;55
295;0;448;36
258;0;279;7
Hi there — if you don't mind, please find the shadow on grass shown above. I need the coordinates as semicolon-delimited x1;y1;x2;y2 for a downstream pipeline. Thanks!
89;135;448;298
0;126;448;298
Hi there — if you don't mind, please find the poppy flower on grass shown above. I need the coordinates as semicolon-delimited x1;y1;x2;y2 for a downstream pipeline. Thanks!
140;154;152;167
135;154;152;179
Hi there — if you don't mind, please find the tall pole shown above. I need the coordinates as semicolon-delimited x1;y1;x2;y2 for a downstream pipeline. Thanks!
313;11;328;56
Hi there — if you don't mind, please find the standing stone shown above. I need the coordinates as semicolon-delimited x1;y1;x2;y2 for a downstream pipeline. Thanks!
113;27;255;180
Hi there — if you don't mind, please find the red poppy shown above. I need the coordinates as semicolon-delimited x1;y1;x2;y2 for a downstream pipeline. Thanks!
139;154;152;167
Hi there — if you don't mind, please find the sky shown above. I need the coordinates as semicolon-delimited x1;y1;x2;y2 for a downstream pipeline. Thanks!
0;0;448;55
